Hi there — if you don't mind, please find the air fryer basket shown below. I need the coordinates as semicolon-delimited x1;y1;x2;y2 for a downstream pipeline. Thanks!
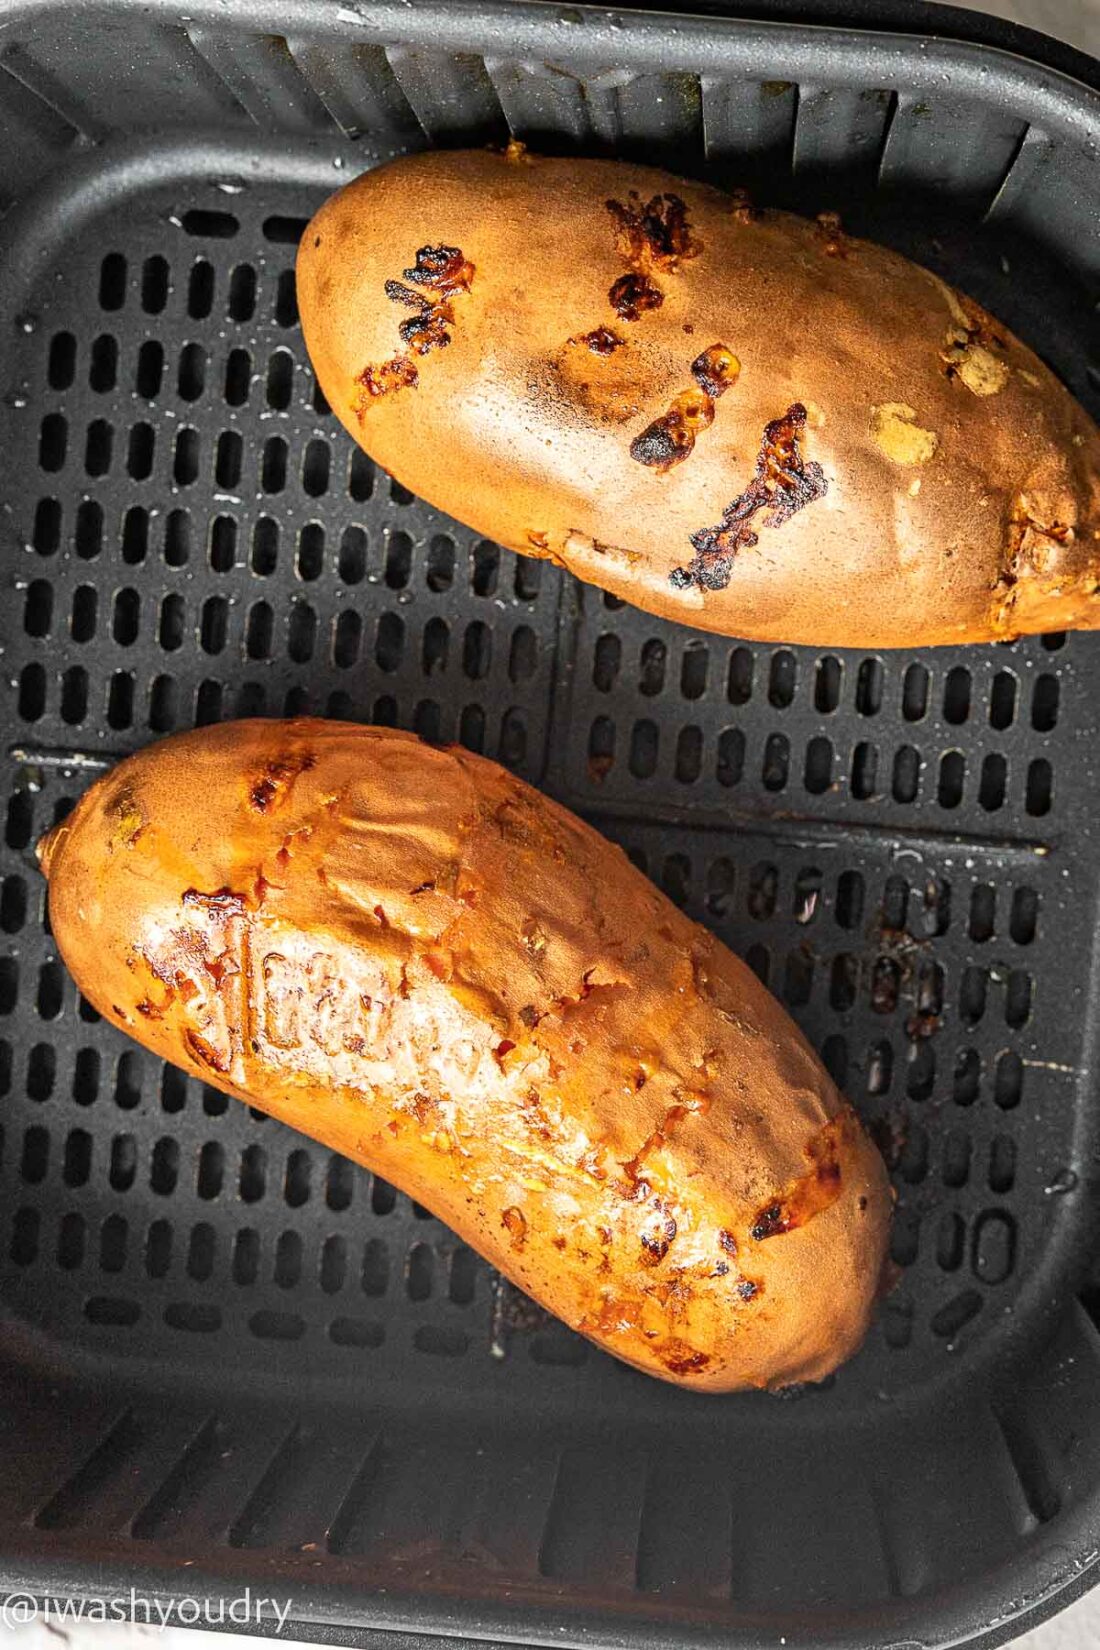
2;1;1100;1646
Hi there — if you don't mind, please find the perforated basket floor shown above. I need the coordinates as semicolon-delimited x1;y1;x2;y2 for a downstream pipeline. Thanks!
3;4;1100;1648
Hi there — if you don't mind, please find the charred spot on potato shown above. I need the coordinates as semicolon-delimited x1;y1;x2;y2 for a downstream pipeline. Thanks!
356;355;419;407
1000;497;1076;590
385;278;422;309
251;776;278;812
501;1206;527;1250
402;244;475;296
639;1208;678;1266
631;390;712;471
690;344;740;398
749;1111;854;1240
750;1202;786;1241
398;307;453;354
663;1346;710;1376
606;191;700;273
728;187;759;225
609;272;664;322
183;1027;232;1074
573;325;624;355
357;245;474;415
249;752;316;813
631;411;691;470
814;211;849;257
672;403;828;591
632;352;740;473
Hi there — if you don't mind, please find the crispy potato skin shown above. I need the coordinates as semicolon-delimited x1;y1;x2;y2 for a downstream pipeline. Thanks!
39;720;890;1391
298;149;1100;647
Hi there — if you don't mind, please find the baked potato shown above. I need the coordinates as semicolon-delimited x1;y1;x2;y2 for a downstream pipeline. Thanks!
298;147;1100;648
38;720;891;1391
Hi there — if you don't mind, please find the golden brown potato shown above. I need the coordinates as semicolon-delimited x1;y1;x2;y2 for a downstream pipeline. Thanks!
39;720;890;1391
298;148;1100;648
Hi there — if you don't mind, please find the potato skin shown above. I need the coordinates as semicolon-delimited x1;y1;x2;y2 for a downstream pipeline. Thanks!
39;720;889;1392
298;149;1100;648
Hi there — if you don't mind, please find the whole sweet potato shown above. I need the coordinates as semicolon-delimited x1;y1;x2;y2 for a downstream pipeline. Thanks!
298;148;1100;647
39;721;890;1391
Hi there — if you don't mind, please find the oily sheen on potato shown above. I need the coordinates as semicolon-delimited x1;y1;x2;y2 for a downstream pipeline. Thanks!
38;721;890;1391
298;148;1100;648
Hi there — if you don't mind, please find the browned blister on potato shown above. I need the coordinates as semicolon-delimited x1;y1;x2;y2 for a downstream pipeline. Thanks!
298;150;1100;647
38;721;891;1391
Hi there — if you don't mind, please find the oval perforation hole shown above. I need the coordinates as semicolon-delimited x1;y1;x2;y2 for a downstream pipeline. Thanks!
303;438;330;497
228;264;256;321
275;269;298;327
953;1048;980;1106
716;728;744;788
1026;758;1052;816
681;643;708;700
75;500;103;561
661;854;691;907
762;733;789;792
215;430;242;489
141;255;168;313
39;413;67;472
943;667;971;724
84;420;112;477
969;885;995;943
288;605;316;664
1010;888;1038;945
224;347;251;407
990;670;1016;729
56;1214;84;1273
178;342;206;401
855;658;883;715
33;498;61;555
182;208;238;239
246;602;273;660
515;557;541;600
385;531;412;589
123;506;149;564
321;1234;347;1295
274;1231;302;1289
207;515;237;574
728;647;754;705
892;744;919;804
262;436;287;493
134;341;164;402
768;649;795;708
47;330;76;389
188;259;214;319
850;741;877;799
339;525;367;585
996;1056;1022;1108
938;751;965;809
348;449;373;501
628;720;658;780
99;253;127;311
979;754;1006;812
187;1222;217;1281
89;333;118;393
804;736;832;795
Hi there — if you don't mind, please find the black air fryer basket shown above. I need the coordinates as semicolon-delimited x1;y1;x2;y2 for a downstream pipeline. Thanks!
3;1;1100;1645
